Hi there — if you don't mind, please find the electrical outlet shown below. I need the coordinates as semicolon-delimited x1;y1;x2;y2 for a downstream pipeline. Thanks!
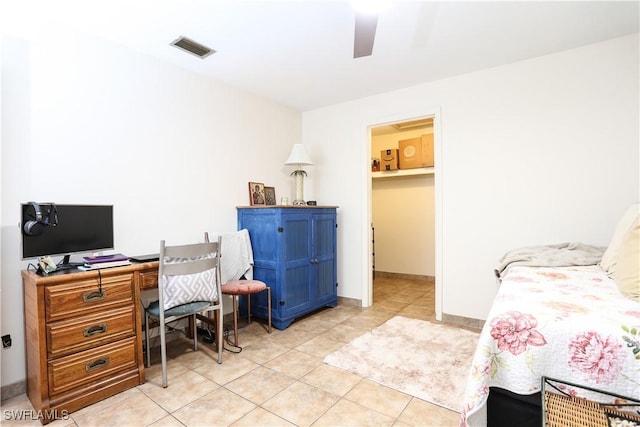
2;334;12;349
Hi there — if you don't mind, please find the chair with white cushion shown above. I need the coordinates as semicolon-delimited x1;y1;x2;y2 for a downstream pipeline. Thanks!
205;230;271;346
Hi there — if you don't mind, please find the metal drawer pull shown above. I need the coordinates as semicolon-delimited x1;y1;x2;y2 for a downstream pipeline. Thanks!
83;323;107;337
85;357;109;372
83;290;106;302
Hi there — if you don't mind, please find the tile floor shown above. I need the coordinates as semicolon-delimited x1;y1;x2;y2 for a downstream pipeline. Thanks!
2;275;467;427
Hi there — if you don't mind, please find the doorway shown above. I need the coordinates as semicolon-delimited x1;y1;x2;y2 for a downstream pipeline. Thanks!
370;118;435;283
362;110;442;321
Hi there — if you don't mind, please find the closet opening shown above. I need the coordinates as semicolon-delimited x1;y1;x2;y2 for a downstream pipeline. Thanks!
368;115;437;314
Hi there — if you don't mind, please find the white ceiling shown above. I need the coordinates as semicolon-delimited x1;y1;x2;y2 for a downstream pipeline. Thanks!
2;1;638;111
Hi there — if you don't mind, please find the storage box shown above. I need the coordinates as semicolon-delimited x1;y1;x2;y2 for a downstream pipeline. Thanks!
371;158;381;172
399;134;434;169
380;149;399;171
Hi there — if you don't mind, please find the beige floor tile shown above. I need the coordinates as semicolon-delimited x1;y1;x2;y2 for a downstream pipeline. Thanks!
320;323;368;343
295;334;347;358
341;313;389;329
139;369;219;413
0;394;71;427
225;366;296;405
148;414;188;427
168;343;224;370
71;387;142;420
236;339;290;364
172;388;256;427
310;306;363;324
372;299;410;311
230;407;295;426
73;390;167;426
312;398;395;426
240;319;272;337
289;316;335;334
301;364;362;397
265;327;317;348
226;328;261;348
396;398;461;427
262;382;339;426
344;379;412;419
264;349;323;379
398;305;433;320
143;357;192;384
193;352;260;385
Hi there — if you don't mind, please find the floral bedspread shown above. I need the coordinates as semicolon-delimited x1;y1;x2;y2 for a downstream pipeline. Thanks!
460;265;640;426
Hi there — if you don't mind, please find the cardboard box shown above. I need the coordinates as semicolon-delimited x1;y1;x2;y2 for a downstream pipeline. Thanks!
380;149;399;171
399;134;434;169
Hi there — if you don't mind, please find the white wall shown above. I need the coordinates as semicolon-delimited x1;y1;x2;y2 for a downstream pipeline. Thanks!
372;128;435;276
303;34;639;319
0;26;301;388
372;174;435;276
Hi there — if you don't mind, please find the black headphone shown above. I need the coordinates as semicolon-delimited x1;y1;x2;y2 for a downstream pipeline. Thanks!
23;202;58;236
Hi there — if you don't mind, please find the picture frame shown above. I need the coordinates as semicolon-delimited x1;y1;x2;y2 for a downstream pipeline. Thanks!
264;187;276;205
248;182;265;206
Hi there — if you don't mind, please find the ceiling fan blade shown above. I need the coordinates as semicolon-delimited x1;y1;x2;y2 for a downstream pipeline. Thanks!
354;12;378;58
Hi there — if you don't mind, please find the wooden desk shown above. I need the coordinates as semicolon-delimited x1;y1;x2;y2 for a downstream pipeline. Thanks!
22;262;158;424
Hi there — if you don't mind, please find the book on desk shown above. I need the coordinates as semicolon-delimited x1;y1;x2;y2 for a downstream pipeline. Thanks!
79;253;131;270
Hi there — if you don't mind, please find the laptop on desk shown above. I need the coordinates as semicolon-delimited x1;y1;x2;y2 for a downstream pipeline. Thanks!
129;254;160;263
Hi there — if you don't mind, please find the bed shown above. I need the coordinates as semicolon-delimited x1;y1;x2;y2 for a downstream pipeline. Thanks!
460;205;640;426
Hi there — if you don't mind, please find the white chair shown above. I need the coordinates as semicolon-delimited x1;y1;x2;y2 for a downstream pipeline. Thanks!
144;238;223;387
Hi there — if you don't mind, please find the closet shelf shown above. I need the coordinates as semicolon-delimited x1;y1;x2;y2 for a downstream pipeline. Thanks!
372;167;434;179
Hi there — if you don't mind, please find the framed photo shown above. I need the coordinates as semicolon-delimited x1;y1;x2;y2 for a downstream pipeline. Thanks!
248;182;266;206
264;187;276;205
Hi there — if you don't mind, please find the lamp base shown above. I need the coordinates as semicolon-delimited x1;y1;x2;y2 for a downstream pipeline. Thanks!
292;200;306;206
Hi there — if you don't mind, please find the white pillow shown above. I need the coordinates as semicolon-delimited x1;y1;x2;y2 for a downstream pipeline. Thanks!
614;215;640;302
600;203;640;276
162;268;217;311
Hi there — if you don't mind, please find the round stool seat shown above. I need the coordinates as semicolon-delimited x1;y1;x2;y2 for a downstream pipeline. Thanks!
220;279;271;346
221;280;267;295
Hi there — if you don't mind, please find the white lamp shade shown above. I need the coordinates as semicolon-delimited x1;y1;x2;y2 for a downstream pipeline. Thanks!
285;144;314;166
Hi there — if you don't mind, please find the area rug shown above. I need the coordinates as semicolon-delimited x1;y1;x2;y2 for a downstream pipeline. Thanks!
323;316;480;412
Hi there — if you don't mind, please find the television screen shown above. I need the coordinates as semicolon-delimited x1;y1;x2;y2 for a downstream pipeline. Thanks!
21;203;114;260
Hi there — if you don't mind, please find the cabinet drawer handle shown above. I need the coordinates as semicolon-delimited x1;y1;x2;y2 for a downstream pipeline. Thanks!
85;357;109;372
83;290;106;303
83;323;107;337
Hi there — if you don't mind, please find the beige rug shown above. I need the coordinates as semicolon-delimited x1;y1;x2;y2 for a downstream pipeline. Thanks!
323;316;479;412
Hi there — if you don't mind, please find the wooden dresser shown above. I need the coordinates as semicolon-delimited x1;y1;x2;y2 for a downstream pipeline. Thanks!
22;262;158;424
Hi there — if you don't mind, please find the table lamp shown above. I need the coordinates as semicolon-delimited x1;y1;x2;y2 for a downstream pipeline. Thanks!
285;144;314;206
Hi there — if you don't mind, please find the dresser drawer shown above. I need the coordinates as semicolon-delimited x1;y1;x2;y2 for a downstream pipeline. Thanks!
48;337;137;396
47;306;136;358
45;274;134;322
138;270;158;290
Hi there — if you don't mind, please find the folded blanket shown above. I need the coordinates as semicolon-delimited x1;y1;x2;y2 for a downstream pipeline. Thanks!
494;242;606;279
215;229;254;282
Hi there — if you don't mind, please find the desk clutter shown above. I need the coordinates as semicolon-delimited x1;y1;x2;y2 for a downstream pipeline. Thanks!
79;253;131;270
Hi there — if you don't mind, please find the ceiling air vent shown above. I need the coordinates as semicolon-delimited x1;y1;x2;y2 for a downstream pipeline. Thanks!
170;36;215;59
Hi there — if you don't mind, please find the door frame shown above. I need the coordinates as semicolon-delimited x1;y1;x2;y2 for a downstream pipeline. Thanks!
361;107;443;321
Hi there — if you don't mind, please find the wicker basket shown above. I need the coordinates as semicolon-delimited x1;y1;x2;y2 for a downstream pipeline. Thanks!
542;377;640;427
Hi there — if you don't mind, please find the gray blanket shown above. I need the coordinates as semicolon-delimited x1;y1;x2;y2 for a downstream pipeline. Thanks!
494;242;606;279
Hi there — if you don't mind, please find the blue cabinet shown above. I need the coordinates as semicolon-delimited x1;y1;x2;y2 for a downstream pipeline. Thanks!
237;206;338;330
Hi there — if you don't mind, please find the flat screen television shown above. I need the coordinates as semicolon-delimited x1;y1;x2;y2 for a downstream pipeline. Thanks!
21;203;114;268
